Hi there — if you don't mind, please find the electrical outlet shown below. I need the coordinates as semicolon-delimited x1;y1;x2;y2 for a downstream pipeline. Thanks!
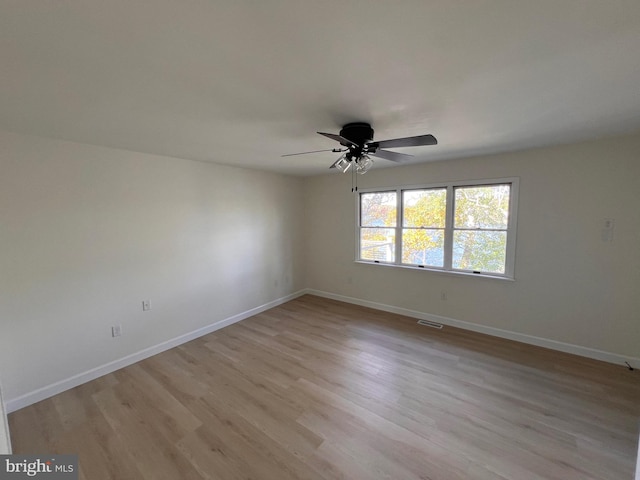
112;325;122;337
142;300;151;311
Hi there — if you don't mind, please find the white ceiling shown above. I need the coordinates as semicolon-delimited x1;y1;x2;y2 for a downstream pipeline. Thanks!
2;1;640;176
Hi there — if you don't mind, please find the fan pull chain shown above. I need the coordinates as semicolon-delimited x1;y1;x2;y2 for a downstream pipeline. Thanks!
351;162;354;192
351;161;358;193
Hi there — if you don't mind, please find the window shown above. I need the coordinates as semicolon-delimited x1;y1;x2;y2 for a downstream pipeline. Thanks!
452;184;511;274
359;191;397;262
357;178;518;278
402;188;446;267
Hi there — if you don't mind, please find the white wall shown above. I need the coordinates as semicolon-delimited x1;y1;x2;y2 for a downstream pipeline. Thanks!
304;133;640;361
0;131;304;406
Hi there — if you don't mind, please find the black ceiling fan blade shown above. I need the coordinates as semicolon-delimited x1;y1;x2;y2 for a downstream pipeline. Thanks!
317;131;358;147
373;134;438;149
281;148;345;157
370;149;413;163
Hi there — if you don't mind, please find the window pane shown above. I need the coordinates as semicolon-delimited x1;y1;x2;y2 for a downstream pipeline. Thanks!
452;231;507;273
403;188;446;228
454;185;510;229
360;192;397;227
360;228;395;262
402;229;444;267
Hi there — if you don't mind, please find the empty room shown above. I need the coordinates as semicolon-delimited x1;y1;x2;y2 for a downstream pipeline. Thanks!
1;1;639;479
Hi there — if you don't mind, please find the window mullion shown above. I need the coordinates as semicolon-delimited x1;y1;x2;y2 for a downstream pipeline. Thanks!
443;185;454;270
356;192;361;260
396;188;403;264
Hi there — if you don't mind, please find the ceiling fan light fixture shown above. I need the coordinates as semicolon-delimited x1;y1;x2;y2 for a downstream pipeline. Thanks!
356;154;373;174
334;155;352;173
284;123;437;177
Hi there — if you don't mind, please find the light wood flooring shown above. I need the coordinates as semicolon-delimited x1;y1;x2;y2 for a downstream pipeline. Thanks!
9;295;640;479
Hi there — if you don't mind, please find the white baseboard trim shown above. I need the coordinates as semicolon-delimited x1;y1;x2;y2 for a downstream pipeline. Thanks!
305;289;640;369
5;290;306;413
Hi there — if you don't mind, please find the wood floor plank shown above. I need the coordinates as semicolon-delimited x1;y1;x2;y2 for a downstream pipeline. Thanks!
8;295;640;479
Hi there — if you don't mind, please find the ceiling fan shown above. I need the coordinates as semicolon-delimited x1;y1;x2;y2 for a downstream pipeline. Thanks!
283;122;437;174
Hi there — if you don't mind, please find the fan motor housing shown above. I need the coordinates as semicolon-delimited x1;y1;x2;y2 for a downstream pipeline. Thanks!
340;122;374;147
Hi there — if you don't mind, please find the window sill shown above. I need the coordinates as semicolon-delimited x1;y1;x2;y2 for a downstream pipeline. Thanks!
354;260;515;281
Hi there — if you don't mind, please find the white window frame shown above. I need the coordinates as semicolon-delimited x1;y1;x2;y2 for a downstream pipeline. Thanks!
356;177;519;279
